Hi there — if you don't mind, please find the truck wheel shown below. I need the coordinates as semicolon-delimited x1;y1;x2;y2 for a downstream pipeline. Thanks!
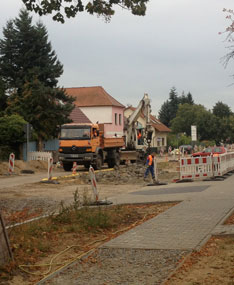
63;162;73;171
93;154;102;170
107;152;120;168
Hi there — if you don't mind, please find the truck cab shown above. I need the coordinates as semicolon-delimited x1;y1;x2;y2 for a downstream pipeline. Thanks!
59;123;124;171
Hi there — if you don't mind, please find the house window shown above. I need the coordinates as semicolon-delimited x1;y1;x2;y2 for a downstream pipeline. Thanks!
162;137;165;146
157;137;161;147
115;113;117;125
119;114;122;125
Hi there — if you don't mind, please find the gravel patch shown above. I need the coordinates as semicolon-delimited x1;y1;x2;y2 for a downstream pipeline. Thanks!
41;248;189;285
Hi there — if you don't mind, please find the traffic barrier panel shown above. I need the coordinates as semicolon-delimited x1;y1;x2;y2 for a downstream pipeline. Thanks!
89;165;99;202
48;157;53;180
8;153;15;175
213;152;234;177
180;156;213;180
180;152;234;181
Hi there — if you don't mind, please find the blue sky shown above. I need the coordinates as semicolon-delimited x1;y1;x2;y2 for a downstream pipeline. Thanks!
1;0;234;116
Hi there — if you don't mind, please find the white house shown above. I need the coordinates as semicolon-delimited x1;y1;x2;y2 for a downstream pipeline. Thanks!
65;86;125;138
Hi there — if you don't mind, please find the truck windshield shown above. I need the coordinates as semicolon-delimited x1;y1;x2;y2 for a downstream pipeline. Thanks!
60;127;91;139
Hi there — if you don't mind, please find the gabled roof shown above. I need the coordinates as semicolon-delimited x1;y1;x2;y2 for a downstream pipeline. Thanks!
124;106;171;133
65;86;125;108
69;106;91;124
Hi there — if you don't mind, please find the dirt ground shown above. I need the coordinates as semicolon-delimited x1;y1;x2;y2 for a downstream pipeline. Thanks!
165;236;234;285
0;159;179;224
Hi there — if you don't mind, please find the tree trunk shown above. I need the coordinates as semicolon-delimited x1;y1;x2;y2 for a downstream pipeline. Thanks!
38;137;44;151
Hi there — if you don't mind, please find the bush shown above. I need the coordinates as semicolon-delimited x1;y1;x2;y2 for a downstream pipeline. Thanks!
0;145;16;161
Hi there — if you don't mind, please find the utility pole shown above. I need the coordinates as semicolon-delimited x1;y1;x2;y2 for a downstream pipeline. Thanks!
24;123;32;161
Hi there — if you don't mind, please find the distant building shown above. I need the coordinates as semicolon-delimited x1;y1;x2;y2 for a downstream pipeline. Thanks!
65;86;125;138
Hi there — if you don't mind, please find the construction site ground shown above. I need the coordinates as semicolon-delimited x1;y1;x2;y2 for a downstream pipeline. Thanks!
0;158;234;284
0;158;179;219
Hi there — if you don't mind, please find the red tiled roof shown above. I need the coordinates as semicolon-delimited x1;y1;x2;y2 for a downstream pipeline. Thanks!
69;106;91;123
65;86;125;108
124;106;171;133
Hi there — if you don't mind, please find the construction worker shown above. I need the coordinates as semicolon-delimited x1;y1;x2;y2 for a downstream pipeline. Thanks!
144;152;156;181
137;130;143;145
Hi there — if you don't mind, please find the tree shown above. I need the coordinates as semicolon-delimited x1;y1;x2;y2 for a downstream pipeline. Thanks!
0;77;7;114
0;9;74;150
214;115;234;144
171;104;217;141
158;87;194;127
158;100;171;127
0;114;26;159
179;91;194;105
221;9;234;74
212;101;232;118
158;87;178;127
22;0;149;23
168;87;179;121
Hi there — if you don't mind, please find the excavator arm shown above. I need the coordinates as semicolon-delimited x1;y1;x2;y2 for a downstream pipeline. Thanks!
126;93;153;150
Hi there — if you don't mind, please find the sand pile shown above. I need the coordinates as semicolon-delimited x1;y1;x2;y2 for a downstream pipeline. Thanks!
0;160;48;175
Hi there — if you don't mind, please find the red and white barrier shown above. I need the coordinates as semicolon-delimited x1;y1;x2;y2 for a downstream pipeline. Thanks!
48;157;53;180
180;156;213;180
8;153;15;174
89;165;99;202
72;162;78;174
180;152;234;181
213;152;234;177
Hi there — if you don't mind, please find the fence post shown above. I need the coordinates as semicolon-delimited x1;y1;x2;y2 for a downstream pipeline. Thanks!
89;165;99;202
48;157;53;180
8;153;15;175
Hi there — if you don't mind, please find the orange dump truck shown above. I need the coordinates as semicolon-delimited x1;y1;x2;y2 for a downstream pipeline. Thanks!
58;123;124;171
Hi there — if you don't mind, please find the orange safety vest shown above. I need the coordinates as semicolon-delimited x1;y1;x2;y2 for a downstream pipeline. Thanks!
147;154;153;166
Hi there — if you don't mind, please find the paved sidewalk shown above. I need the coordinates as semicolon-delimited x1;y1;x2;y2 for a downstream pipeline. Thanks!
104;174;234;251
38;174;234;284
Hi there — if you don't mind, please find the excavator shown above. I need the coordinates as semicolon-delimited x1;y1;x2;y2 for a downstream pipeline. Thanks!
121;93;154;162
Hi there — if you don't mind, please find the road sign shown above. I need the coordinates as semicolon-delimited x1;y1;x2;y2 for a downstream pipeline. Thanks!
191;125;197;141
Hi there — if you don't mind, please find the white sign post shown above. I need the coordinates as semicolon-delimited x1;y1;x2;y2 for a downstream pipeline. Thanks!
191;125;197;141
89;166;99;202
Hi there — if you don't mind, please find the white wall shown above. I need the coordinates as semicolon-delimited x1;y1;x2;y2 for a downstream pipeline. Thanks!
80;106;112;124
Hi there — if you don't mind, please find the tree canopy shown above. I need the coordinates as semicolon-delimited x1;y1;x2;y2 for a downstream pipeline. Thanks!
212;101;232;118
0;9;74;150
158;87;194;127
170;104;217;141
169;101;234;144
0;77;7;114
22;0;149;23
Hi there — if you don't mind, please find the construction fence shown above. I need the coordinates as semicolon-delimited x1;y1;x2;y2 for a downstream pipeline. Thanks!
180;152;234;181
